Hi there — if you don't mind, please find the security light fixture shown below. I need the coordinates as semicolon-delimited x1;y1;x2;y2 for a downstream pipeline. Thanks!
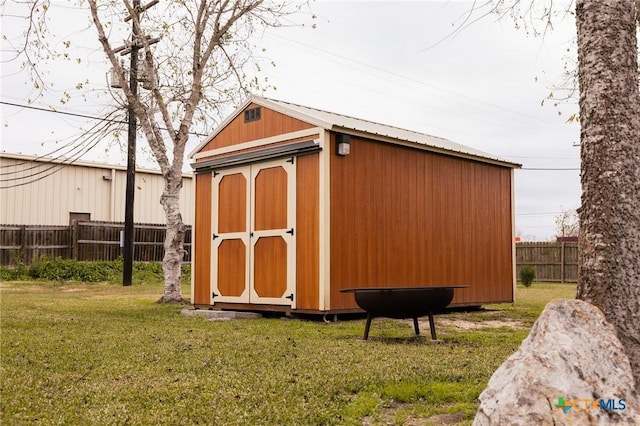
336;133;350;156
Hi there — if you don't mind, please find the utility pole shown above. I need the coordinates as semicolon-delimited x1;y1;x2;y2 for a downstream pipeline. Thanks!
113;0;159;286
122;0;140;286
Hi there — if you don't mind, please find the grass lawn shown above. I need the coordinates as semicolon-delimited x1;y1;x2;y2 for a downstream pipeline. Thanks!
0;281;575;425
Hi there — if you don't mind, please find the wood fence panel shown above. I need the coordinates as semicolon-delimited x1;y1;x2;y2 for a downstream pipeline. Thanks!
28;226;71;263
563;243;578;282
515;242;578;282
0;226;71;264
0;226;22;265
77;221;123;261
1;222;192;265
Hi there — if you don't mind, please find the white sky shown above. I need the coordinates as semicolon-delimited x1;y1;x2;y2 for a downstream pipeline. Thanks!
0;0;581;240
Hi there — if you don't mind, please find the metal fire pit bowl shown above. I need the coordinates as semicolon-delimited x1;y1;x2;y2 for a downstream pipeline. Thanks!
340;286;468;340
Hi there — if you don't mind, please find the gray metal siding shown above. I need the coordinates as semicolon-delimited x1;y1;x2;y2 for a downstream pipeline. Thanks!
0;154;193;225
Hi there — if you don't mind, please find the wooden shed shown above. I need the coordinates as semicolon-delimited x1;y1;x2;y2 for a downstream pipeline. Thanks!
189;96;520;314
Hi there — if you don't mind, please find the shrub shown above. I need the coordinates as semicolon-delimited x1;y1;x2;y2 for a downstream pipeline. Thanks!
1;258;189;284
520;265;535;287
0;264;29;281
27;257;113;282
28;257;74;281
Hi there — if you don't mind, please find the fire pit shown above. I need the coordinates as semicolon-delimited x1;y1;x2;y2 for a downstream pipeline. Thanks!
340;286;468;340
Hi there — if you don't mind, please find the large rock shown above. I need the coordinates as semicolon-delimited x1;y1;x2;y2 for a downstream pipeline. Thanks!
474;299;639;425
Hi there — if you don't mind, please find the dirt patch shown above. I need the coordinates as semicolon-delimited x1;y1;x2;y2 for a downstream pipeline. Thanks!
436;318;524;330
426;412;465;424
0;283;41;292
60;287;85;292
363;408;466;425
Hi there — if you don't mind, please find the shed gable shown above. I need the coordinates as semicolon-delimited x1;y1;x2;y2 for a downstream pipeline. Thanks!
197;102;316;154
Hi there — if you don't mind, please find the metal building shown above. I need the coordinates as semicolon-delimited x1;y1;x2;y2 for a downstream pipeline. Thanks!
0;152;193;225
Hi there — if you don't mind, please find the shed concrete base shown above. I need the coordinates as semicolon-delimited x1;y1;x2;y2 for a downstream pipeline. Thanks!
180;309;262;320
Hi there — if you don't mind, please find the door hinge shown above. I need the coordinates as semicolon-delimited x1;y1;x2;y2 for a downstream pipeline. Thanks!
212;233;219;240
212;292;218;298
286;157;295;164
285;293;294;301
213;170;220;177
286;228;294;236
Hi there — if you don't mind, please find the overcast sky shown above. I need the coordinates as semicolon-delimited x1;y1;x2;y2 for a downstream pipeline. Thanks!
0;1;581;240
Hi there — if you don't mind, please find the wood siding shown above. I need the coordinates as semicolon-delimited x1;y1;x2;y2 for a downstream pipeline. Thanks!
192;101;321;310
192;155;321;309
198;103;315;152
193;173;212;305
329;135;514;310
253;236;288;298
295;154;320;310
250;161;292;302
217;173;247;233
214;169;250;300
254;167;288;231
217;239;247;297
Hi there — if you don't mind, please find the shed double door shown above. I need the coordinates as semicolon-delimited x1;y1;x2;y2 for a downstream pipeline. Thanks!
211;158;296;307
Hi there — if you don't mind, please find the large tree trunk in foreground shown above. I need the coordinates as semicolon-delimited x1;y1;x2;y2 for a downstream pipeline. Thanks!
576;0;640;386
160;178;187;303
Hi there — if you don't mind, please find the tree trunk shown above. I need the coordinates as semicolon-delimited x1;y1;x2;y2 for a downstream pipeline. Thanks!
575;0;640;386
160;180;186;303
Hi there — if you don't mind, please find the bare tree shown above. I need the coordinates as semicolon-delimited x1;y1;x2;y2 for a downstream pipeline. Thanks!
554;207;579;239
5;0;306;302
575;0;640;385
90;0;293;302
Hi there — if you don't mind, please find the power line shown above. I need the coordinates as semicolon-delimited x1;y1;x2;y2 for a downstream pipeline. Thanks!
0;100;209;137
3;99;582;171
0;118;114;188
263;32;572;130
519;167;580;170
0;100;127;124
1;109;124;175
507;155;577;159
516;212;566;217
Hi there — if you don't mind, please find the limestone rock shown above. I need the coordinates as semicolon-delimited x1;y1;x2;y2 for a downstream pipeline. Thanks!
473;299;639;425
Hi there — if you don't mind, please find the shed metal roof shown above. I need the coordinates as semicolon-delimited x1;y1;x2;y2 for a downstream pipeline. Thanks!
191;96;521;168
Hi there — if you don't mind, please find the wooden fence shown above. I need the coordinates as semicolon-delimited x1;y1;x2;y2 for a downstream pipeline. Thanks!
516;242;578;283
0;221;192;266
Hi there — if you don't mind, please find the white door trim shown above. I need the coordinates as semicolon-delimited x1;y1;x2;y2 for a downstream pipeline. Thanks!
211;159;297;307
211;167;251;304
248;158;297;308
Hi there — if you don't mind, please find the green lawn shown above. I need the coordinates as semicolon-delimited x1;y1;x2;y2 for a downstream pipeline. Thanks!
0;281;575;425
